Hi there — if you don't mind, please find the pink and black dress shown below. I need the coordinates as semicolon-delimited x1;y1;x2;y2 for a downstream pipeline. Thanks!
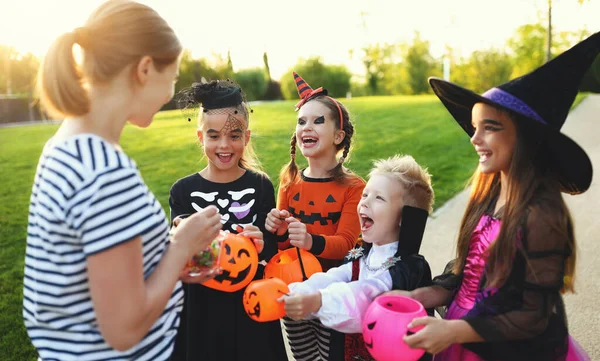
433;211;589;361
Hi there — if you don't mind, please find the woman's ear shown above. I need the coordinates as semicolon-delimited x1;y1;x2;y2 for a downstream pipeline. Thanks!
134;56;153;86
245;129;251;145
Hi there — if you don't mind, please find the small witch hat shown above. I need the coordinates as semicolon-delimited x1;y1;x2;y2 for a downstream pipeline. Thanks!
293;71;326;110
429;31;600;194
192;79;243;110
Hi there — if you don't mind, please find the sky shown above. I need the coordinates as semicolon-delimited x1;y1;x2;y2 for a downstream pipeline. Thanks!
1;0;599;79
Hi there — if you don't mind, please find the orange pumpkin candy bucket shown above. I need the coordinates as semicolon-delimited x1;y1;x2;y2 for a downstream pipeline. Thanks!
197;230;259;292
264;247;322;284
243;278;290;322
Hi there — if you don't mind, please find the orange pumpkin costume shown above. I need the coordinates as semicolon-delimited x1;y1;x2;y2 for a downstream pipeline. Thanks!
277;170;365;270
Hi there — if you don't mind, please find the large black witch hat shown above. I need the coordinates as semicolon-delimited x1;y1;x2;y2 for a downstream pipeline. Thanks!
429;31;600;194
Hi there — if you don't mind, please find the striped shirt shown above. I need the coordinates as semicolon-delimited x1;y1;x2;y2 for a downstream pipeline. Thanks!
23;134;183;360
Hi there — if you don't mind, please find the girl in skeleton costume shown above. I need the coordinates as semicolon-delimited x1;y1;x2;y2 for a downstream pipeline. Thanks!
388;33;600;361
265;72;365;360
281;155;435;361
169;80;287;361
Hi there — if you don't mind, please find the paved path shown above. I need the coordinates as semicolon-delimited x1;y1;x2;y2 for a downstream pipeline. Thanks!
0;120;59;128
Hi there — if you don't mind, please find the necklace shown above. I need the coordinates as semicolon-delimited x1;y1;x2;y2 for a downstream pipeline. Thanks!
363;254;402;272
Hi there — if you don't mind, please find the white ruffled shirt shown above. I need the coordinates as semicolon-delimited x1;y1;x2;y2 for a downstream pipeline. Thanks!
288;242;399;334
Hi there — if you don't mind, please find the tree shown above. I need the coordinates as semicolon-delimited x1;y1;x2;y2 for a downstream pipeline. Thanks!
261;51;283;100
233;68;267;101
226;49;234;78
0;46;40;95
452;49;513;93
507;23;547;78
360;43;395;95
547;0;590;61
403;32;442;94
263;52;271;80
508;23;589;78
176;50;221;93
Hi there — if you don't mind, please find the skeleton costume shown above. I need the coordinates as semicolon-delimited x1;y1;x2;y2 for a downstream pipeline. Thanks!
169;80;286;361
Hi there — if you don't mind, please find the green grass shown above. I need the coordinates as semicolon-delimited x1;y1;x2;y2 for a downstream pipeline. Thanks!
0;95;477;360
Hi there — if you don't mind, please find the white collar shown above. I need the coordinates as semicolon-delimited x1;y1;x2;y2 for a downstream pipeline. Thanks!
364;241;401;272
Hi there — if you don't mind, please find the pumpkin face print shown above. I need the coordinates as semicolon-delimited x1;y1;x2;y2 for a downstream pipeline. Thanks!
361;295;426;361
264;248;322;285
243;278;289;322
289;191;342;226
202;231;258;292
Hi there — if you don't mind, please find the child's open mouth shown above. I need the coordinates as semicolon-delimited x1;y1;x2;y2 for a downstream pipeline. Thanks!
360;214;374;232
217;153;233;163
477;150;491;164
301;136;318;148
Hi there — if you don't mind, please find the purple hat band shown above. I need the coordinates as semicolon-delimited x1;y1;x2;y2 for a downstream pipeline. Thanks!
482;87;547;125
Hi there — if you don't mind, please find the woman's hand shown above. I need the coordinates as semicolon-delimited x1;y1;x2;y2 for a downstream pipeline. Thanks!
170;206;222;259
179;267;222;284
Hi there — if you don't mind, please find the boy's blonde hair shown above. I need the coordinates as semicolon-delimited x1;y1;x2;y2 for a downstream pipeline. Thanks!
369;155;434;214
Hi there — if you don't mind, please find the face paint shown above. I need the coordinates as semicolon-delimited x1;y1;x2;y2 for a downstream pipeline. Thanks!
200;109;248;172
219;113;246;136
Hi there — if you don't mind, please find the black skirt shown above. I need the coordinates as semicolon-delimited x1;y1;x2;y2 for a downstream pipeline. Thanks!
170;267;288;361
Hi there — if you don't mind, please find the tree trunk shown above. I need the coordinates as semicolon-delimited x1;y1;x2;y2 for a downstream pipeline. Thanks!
547;0;552;62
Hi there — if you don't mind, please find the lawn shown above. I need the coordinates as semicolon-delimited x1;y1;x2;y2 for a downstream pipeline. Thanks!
0;95;478;360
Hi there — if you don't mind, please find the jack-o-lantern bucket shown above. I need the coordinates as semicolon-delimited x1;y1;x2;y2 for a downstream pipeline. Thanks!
202;231;259;292
264;247;322;284
362;295;426;361
243;278;289;322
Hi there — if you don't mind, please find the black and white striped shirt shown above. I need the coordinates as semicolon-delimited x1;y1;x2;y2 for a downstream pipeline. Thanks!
23;134;183;360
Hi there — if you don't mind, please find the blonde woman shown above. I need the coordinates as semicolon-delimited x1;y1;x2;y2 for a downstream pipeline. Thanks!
23;1;221;359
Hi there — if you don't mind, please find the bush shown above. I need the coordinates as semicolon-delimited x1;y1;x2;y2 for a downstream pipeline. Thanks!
263;80;284;100
349;81;369;97
233;68;268;102
280;57;352;100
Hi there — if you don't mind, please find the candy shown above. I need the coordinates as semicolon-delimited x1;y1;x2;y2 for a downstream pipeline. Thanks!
185;231;226;277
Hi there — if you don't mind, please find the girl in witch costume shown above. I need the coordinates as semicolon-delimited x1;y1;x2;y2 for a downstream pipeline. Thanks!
280;155;435;361
265;72;365;360
169;80;287;361
386;32;600;361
